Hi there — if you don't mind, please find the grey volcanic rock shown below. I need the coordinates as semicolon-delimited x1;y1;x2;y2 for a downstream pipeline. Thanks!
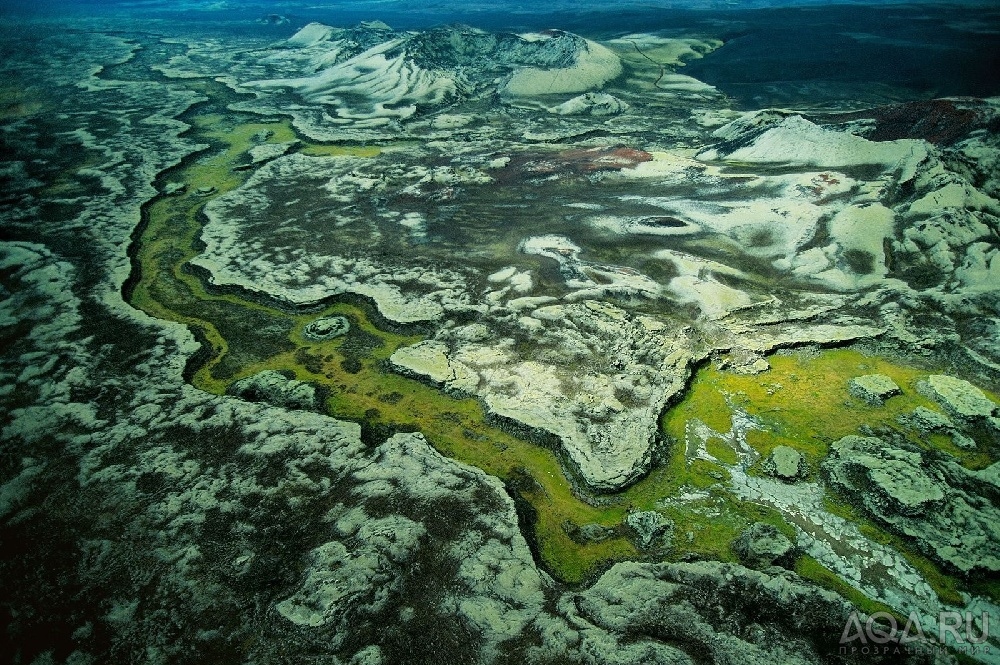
624;510;674;550
848;374;902;405
277;432;550;661
825;436;945;517
275;515;427;628
229;370;318;410
570;561;862;664
192;152;471;323
918;374;998;426
442;301;693;493
898;406;979;450
733;522;795;569
824;435;1000;572
901;405;954;432
763;445;804;481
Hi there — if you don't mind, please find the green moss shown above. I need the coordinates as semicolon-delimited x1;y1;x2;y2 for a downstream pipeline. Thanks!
706;436;738;465
700;349;996;469
131;112;302;395
662;371;733;438
656;349;988;604
907;556;966;607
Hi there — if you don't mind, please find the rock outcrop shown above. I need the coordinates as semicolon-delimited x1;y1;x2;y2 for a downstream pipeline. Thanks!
898;406;978;450
389;340;479;394
848;374;902;405
824;435;1000;573
568;561;863;664
732;522;795;569
228;370;318;410
918;374;998;429
624;510;674;550
303;315;350;340
763;445;805;481
547;92;629;116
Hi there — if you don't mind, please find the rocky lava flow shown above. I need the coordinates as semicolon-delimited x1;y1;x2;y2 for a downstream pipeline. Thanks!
2;14;1000;665
187;23;1000;497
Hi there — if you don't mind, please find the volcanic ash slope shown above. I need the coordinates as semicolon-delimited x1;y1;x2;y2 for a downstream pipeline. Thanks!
250;23;623;128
